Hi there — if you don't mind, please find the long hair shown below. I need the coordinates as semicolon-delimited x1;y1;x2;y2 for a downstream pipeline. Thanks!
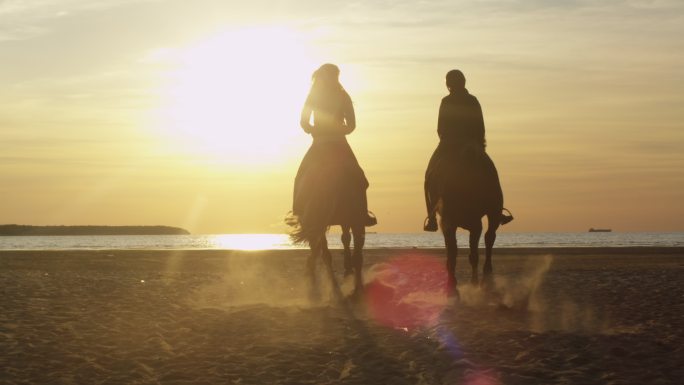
307;63;347;110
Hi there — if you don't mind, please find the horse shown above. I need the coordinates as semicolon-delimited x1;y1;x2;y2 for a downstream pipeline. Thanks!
434;146;512;297
288;174;367;301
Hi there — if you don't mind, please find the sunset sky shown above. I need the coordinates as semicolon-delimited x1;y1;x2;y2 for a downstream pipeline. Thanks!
1;0;682;233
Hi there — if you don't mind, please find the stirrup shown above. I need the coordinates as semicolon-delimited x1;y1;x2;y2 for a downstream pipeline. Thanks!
423;216;438;232
501;208;514;225
365;211;377;227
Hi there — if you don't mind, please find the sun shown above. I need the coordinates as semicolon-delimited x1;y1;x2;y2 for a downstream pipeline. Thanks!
154;26;318;167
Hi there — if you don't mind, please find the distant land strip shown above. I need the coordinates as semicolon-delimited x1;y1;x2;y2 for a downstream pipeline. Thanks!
0;225;190;236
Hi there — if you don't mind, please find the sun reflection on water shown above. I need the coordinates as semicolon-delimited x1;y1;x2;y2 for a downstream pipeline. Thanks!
209;234;295;250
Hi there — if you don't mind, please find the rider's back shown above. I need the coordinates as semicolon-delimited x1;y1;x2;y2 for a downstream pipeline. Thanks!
437;89;486;151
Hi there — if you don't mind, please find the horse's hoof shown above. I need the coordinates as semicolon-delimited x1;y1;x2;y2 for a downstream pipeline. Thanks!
480;276;495;291
308;287;321;303
347;288;364;304
446;279;460;300
448;288;461;301
446;277;457;293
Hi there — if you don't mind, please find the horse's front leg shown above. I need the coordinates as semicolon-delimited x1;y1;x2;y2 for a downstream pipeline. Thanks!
307;238;321;301
442;224;459;298
350;224;365;297
469;221;483;286
341;226;353;277
482;214;500;289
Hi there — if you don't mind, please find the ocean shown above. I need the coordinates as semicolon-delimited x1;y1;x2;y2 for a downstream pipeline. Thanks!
0;232;681;251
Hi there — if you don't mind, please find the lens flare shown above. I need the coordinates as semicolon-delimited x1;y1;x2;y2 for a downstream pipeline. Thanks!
435;324;463;358
366;254;448;330
365;253;503;384
463;370;502;385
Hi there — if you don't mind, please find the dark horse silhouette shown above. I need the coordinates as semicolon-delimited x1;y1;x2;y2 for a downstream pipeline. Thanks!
289;186;366;300
435;145;512;297
289;63;373;301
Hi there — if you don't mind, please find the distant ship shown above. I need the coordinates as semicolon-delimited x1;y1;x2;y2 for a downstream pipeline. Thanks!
589;228;612;232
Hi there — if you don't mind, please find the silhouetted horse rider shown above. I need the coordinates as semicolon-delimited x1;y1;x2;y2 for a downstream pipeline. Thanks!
290;63;376;233
424;69;512;231
288;63;375;298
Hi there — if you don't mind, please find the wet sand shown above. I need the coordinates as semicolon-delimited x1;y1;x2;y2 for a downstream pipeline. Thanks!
1;248;683;384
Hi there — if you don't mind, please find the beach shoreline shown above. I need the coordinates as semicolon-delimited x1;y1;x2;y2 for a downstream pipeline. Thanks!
1;248;682;384
2;245;683;254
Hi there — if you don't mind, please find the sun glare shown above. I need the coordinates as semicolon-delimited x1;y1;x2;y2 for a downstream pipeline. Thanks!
211;234;294;250
155;27;318;167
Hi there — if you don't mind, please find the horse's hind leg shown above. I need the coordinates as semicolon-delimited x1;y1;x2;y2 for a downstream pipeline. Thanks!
482;214;500;289
320;236;344;301
469;221;483;286
341;226;353;277
442;225;459;298
350;224;365;296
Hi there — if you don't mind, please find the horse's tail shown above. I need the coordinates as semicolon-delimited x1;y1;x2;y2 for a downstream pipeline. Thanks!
286;214;330;245
286;196;337;245
285;212;307;245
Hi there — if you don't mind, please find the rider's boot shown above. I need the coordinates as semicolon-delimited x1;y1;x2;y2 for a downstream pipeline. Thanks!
423;216;438;232
500;208;514;225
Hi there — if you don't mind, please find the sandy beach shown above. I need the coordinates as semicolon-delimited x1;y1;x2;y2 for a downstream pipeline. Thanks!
1;248;682;385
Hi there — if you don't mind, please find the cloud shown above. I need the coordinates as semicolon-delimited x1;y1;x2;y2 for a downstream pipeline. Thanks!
0;0;157;41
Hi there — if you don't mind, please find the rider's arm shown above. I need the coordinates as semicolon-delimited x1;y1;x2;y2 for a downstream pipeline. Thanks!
473;98;486;148
342;93;356;134
300;96;314;133
437;98;447;140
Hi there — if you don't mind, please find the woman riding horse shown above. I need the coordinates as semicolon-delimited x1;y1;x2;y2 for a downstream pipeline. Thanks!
288;63;376;298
